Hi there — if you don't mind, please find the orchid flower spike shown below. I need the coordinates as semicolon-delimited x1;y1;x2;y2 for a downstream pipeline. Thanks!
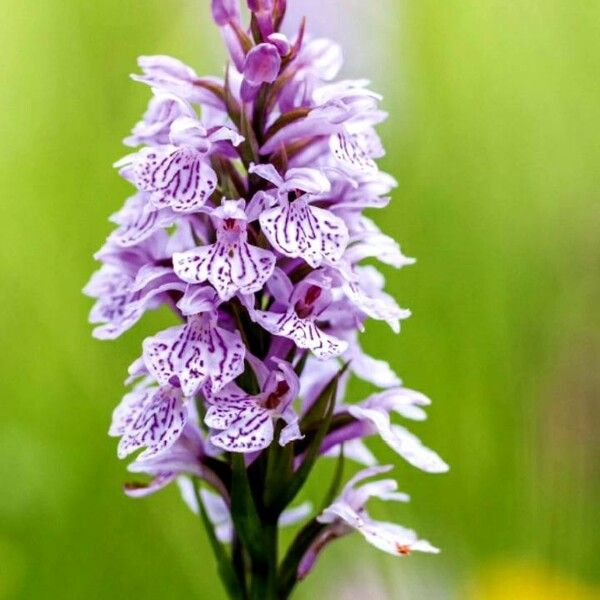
85;2;447;598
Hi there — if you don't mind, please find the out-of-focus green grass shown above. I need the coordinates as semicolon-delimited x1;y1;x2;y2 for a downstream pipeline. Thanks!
0;1;597;598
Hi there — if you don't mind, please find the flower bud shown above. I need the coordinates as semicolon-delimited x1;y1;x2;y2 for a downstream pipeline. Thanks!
211;0;240;26
243;43;281;85
267;33;291;56
247;0;274;11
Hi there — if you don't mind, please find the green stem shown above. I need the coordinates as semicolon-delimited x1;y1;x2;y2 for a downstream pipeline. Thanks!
192;479;246;600
249;520;278;600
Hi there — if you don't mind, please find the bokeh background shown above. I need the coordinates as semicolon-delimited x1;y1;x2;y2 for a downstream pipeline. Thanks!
1;1;598;598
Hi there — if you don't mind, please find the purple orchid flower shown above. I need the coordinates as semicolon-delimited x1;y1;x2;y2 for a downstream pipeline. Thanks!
250;164;349;267
117;116;244;213
110;383;188;460
298;465;439;579
86;3;447;597
143;311;245;395
250;270;348;360
173;198;276;300
204;358;302;452
84;234;185;339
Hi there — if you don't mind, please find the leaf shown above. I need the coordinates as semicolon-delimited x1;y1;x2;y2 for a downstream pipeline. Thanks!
263;422;295;511
278;366;346;508
192;478;246;600
276;447;345;598
239;109;260;165
301;362;348;430
320;444;345;511
230;453;268;564
277;518;325;599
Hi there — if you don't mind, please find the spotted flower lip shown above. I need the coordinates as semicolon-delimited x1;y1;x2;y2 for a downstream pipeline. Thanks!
173;198;276;300
248;271;349;360
117;118;244;214
142;312;246;395
110;384;188;460
204;358;302;452
249;164;348;267
86;1;446;595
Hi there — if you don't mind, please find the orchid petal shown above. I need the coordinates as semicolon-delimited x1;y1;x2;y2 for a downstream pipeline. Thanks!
249;163;285;187
173;239;275;300
244;43;281;86
260;199;348;267
284;168;331;194
133;146;217;213
211;409;274;453
143;315;245;395
342;276;410;333
330;131;378;175
124;472;177;497
116;386;187;460
109;193;176;247
125;93;195;148
253;308;347;360
348;406;449;473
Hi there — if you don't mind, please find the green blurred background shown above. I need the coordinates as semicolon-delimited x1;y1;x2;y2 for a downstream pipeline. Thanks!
1;1;598;598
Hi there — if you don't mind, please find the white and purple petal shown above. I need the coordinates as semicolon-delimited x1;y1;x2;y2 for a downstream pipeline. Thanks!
344;335;401;389
341;266;410;333
347;405;448;473
133;146;217;213
124;93;196;147
173;240;275;300
176;285;219;316
110;384;155;438
124;472;178;498
361;388;430;422
253;308;348;360
321;500;438;556
143;315;245;395
205;394;263;430
260;199;348;267
132;55;225;109
330;131;378;176
109;193;177;247
117;386;188;460
210;408;274;453
85;265;183;340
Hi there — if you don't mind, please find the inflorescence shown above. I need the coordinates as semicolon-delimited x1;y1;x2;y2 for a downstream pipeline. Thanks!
85;1;448;597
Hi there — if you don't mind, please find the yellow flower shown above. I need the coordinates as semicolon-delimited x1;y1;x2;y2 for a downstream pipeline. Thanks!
468;561;598;600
